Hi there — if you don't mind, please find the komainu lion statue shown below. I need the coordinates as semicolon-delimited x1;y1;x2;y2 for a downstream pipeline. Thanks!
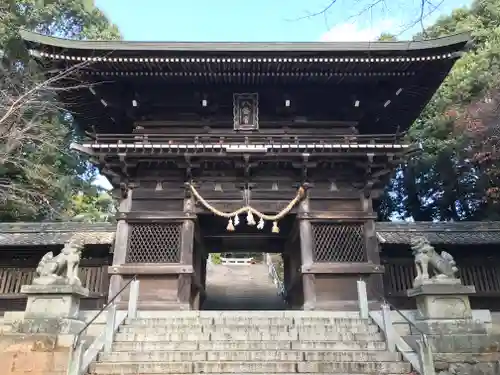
411;236;459;287
33;240;83;286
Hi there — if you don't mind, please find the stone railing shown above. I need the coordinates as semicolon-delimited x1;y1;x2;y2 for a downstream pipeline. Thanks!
265;253;285;297
268;262;286;297
220;257;254;264
68;278;140;375
356;280;435;375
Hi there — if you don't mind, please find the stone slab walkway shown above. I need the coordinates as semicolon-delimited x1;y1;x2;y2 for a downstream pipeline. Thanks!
202;264;286;310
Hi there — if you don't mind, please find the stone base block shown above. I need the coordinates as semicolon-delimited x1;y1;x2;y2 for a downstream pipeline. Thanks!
407;283;475;320
10;317;86;334
414;319;488;335
21;284;89;320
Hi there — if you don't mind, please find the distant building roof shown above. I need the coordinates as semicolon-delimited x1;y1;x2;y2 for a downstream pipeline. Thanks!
0;221;498;247
376;221;500;245
0;222;115;247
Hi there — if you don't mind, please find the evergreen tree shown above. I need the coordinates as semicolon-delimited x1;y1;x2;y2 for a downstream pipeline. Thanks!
0;0;120;221
377;0;500;221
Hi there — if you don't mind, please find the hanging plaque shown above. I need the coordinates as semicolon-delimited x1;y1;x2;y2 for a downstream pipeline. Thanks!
233;93;259;130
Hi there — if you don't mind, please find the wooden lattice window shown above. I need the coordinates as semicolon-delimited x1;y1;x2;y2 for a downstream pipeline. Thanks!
126;223;181;263
312;223;366;263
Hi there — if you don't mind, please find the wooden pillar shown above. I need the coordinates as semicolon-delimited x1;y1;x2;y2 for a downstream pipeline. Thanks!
177;196;195;308
362;192;384;302
283;253;293;306
298;196;316;310
108;188;133;304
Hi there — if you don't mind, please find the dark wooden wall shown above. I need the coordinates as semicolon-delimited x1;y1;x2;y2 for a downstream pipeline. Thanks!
0;244;111;313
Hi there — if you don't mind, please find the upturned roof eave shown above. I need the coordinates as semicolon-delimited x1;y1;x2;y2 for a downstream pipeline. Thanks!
20;30;472;55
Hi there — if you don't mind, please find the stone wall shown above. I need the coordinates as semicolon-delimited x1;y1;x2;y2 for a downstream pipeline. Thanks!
388;309;500;375
0;334;71;375
433;337;500;375
491;312;500;333
1;310;108;338
435;354;500;375
0;310;111;375
390;309;493;336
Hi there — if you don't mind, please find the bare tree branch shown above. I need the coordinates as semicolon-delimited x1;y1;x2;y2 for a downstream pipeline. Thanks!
0;56;94;218
298;0;452;37
294;1;340;21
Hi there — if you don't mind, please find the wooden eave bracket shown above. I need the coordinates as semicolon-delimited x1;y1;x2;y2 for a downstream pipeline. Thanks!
70;142;94;156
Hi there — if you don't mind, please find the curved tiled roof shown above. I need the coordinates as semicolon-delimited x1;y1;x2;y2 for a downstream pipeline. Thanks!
376;221;500;245
19;30;472;137
21;30;471;54
0;221;499;247
0;222;115;246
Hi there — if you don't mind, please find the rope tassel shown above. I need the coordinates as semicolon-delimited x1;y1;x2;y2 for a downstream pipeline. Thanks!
272;221;280;233
247;210;256;226
257;217;265;230
227;218;235;231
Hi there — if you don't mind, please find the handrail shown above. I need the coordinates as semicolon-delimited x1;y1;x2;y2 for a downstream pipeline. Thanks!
73;274;137;348
369;285;429;340
68;276;140;375
91;132;408;145
268;262;286;297
356;280;435;375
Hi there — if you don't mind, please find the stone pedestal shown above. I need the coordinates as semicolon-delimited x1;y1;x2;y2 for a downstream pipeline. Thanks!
13;284;89;334
407;282;486;334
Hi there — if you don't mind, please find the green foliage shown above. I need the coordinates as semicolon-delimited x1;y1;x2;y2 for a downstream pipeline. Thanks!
377;0;500;221
211;253;222;264
0;0;120;222
378;33;398;41
66;189;116;223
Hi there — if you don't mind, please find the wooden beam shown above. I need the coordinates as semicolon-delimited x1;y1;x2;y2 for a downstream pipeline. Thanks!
108;264;194;275
301;263;385;274
117;211;194;221
298;211;377;220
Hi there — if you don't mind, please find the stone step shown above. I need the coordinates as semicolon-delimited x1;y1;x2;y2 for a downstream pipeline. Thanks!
125;318;375;327
92;373;411;375
133;310;363;319
112;340;388;352
127;315;367;325
297;361;411;373
118;324;380;334
114;330;383;342
91;361;411;374
99;350;401;362
291;340;387;351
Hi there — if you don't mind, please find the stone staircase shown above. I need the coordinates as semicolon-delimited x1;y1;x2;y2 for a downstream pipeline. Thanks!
89;311;412;374
202;263;287;310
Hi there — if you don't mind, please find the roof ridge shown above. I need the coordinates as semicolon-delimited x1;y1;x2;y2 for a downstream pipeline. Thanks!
20;30;471;53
